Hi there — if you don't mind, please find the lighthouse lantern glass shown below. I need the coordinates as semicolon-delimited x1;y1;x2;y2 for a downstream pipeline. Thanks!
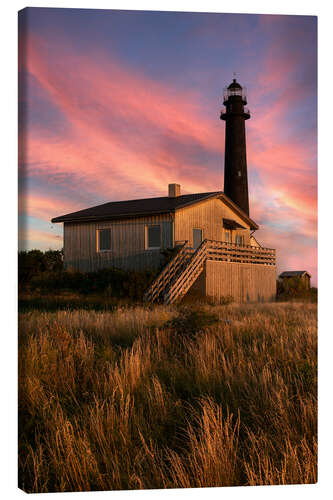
223;86;247;103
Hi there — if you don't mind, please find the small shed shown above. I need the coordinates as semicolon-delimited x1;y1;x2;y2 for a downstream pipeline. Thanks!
279;271;311;290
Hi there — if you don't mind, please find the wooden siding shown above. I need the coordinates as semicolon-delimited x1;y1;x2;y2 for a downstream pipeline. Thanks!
250;235;261;247
64;215;173;272
174;197;251;246
62;197;266;276
203;260;276;303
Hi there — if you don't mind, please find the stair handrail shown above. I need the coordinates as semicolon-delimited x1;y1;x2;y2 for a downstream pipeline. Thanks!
164;239;209;304
143;240;190;302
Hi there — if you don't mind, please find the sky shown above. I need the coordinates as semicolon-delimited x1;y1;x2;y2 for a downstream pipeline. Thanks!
18;8;317;284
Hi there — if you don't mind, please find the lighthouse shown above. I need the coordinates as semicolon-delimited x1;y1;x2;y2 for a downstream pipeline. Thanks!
221;78;250;216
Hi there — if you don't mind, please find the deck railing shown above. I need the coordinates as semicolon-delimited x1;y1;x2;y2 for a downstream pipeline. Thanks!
144;239;276;304
206;240;276;266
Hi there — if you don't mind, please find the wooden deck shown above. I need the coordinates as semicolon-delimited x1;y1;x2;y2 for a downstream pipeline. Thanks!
144;239;276;304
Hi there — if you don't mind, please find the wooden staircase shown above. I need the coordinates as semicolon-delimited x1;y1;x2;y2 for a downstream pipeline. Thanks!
164;240;208;304
143;241;193;303
144;240;208;304
144;239;276;305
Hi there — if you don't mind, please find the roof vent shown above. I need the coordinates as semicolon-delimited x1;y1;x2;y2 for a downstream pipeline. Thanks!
168;184;181;197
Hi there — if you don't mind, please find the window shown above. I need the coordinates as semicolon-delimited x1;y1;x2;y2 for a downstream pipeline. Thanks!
146;225;161;249
193;228;203;249
235;234;245;246
225;230;231;243
98;228;111;251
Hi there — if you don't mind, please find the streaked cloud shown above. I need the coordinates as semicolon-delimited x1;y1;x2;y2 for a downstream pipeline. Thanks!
19;9;317;283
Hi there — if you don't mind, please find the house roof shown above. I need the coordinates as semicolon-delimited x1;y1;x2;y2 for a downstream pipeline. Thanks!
51;191;258;230
279;271;311;278
222;218;246;230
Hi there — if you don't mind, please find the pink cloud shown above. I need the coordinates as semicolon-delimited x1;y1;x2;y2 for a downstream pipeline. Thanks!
19;227;63;252
19;191;80;222
20;34;226;209
245;68;317;243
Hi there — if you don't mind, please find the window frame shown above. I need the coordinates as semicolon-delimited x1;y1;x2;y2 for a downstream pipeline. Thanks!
97;228;112;252
235;234;245;246
145;224;161;250
192;228;203;249
224;230;232;243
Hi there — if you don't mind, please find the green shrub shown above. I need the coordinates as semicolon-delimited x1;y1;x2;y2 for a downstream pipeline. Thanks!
26;267;156;301
277;277;317;302
164;307;219;339
206;295;234;306
18;296;117;312
18;249;63;286
18;250;158;300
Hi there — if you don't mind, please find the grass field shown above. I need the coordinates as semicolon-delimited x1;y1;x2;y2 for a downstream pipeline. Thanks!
18;301;317;492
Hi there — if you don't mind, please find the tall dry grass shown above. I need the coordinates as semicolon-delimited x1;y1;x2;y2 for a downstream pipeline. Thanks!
18;302;317;492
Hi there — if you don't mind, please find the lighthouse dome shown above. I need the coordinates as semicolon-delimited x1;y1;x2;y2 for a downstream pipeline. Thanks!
228;78;242;89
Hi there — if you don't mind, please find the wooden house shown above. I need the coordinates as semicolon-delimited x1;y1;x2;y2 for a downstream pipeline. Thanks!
52;78;277;304
279;271;311;290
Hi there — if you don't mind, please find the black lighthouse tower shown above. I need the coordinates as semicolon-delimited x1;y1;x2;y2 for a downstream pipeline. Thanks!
220;78;250;216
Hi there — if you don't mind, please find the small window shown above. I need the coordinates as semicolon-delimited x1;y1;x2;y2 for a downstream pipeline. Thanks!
193;228;203;249
146;225;161;249
98;228;111;251
225;230;231;243
235;234;245;246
